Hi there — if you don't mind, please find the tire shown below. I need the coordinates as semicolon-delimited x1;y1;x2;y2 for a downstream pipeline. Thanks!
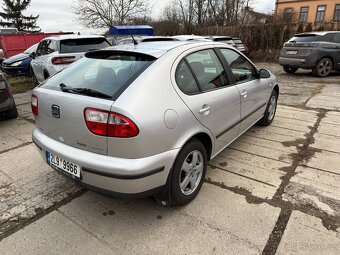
283;66;298;74
170;139;207;206
31;69;39;85
258;90;278;126
312;57;332;77
5;103;18;119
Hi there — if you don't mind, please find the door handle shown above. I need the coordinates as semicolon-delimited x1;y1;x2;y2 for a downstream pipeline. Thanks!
199;105;210;115
241;90;248;99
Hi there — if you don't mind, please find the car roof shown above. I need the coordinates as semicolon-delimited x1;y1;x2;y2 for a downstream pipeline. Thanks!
295;31;340;36
95;41;229;58
43;34;106;41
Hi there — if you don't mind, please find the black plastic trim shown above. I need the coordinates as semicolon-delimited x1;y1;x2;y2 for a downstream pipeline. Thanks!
82;166;165;180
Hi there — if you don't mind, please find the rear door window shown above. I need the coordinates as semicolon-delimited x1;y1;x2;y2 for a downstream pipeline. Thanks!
186;49;230;91
60;38;110;53
41;52;156;100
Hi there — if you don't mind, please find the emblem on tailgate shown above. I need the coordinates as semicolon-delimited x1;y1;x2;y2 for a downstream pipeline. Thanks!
51;105;60;118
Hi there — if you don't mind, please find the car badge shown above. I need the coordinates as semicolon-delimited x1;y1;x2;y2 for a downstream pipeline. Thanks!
51;105;60;118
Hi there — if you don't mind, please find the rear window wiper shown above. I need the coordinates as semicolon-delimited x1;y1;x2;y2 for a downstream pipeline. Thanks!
59;83;112;99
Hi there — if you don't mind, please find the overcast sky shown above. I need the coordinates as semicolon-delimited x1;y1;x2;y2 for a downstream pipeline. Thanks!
16;0;275;33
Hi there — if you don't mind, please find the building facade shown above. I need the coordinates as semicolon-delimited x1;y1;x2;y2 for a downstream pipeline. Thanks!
275;0;340;23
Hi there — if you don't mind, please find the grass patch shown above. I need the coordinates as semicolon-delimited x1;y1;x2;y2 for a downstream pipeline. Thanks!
7;76;36;94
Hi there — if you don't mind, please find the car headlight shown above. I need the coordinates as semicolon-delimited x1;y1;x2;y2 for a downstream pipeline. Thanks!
11;61;23;67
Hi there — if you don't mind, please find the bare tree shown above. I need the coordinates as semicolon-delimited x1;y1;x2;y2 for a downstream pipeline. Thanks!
73;0;149;28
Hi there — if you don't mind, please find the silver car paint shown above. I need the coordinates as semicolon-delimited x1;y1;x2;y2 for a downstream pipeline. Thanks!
32;41;278;194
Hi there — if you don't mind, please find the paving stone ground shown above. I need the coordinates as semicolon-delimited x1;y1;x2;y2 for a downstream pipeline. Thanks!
0;64;340;254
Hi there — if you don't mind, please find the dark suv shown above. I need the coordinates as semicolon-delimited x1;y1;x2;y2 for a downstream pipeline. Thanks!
279;31;340;77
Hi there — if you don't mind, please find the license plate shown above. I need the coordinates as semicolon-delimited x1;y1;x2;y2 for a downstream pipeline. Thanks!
287;50;297;55
47;152;81;178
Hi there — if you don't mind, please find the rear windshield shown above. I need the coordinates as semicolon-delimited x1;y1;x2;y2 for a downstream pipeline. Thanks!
213;38;233;42
41;52;156;99
142;38;175;42
60;38;110;53
288;35;321;43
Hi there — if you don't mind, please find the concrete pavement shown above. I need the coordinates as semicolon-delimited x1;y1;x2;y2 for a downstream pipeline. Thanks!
0;65;340;254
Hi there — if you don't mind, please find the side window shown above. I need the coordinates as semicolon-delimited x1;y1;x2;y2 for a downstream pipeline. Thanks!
35;41;46;56
220;48;257;84
186;49;230;91
175;60;200;94
46;40;57;54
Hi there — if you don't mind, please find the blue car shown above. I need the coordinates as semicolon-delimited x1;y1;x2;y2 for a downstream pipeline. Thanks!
1;43;38;76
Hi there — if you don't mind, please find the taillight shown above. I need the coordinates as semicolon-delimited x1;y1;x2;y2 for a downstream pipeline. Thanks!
31;95;38;116
51;56;76;65
84;108;139;138
1;89;10;98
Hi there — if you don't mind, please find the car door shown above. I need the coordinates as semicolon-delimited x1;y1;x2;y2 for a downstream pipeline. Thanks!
174;48;241;154
31;40;47;82
219;48;270;134
331;33;340;70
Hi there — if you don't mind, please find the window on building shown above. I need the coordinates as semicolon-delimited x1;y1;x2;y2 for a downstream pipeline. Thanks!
283;8;293;23
316;5;326;22
299;7;309;22
334;4;340;21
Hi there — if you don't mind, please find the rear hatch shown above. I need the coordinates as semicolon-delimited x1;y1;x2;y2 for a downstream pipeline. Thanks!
281;34;321;57
33;50;155;155
52;37;111;66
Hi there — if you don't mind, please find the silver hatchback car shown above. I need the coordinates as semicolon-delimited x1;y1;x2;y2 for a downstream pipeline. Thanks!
32;41;279;205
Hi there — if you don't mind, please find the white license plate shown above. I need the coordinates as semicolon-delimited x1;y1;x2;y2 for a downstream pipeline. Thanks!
287;50;298;55
48;152;81;178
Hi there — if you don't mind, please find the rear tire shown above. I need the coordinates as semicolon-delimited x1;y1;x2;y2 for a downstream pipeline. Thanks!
283;66;298;74
170;139;207;206
312;57;332;77
258;90;278;126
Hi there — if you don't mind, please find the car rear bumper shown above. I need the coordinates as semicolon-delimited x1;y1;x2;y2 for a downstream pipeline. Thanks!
278;55;318;69
32;128;179;196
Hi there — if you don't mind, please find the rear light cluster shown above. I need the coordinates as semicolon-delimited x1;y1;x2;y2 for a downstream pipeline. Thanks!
1;89;10;98
84;108;139;138
31;95;38;116
51;56;76;65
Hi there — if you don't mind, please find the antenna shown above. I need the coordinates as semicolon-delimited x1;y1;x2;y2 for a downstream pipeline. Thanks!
125;24;138;46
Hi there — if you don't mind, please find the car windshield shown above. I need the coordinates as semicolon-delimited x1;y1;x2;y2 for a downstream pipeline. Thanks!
41;52;156;99
289;35;321;43
60;38;110;53
24;44;38;54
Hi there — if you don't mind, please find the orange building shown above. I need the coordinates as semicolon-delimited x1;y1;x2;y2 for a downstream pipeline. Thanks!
275;0;340;23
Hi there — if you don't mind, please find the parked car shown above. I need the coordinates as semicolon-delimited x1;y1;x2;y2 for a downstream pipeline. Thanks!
232;37;249;55
31;41;279;205
116;36;177;45
172;35;210;42
30;35;110;84
1;43;38;76
0;71;18;120
205;36;236;46
279;31;340;77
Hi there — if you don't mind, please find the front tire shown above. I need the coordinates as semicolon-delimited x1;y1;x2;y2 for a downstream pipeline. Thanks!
170;139;207;206
283;66;298;74
312;57;332;77
258;90;278;126
31;69;39;85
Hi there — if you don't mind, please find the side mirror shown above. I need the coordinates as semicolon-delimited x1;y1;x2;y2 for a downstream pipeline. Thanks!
259;69;271;79
29;52;36;59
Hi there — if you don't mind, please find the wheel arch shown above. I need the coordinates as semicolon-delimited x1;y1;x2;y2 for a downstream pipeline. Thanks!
186;132;213;161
